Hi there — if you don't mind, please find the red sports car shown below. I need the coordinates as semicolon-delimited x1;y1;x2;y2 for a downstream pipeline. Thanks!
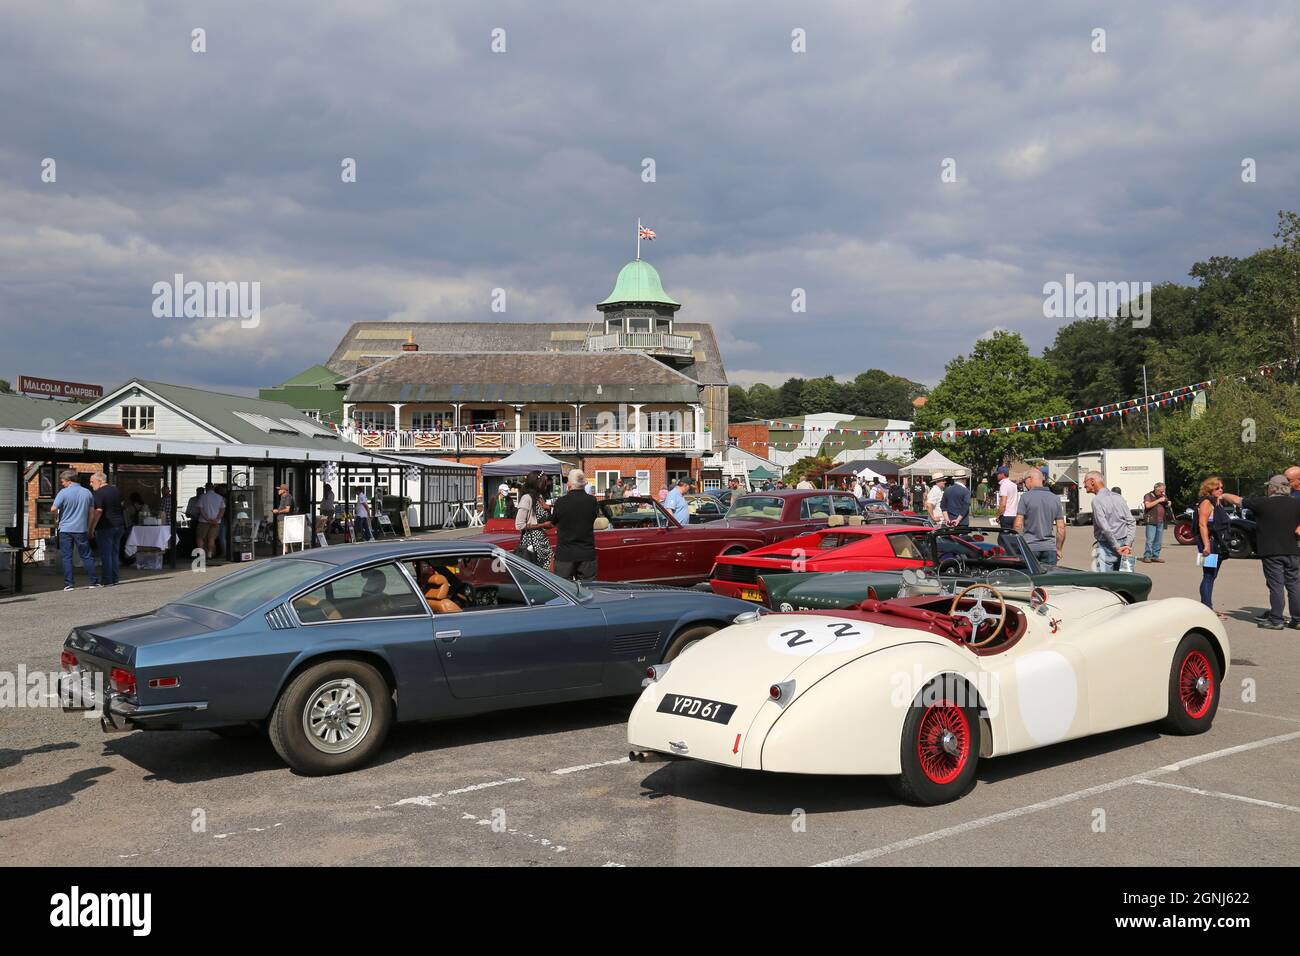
708;524;1017;602
468;490;861;586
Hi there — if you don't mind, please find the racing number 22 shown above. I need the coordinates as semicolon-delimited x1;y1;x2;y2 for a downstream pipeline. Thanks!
781;622;861;648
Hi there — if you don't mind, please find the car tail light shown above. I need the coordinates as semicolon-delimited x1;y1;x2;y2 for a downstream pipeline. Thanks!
769;678;795;702
148;677;180;689
109;667;137;697
769;684;782;700
60;650;78;671
643;663;671;687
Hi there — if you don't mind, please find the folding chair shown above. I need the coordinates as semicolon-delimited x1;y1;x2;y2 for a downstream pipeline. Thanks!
466;502;484;527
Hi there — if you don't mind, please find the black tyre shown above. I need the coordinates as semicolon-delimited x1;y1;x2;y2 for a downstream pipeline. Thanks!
1225;529;1252;559
890;674;981;806
663;625;717;662
1160;633;1220;735
268;659;393;775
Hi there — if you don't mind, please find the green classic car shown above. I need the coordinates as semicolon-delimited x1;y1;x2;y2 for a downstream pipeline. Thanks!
756;529;1153;611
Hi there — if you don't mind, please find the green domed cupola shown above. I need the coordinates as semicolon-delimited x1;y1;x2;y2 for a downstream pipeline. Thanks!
598;259;681;309
590;258;690;362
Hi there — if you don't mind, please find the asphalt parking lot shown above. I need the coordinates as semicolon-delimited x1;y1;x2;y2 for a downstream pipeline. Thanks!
2;528;1298;867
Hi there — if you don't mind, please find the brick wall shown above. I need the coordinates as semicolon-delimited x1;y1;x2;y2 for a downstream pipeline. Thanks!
728;422;769;459
24;462;101;542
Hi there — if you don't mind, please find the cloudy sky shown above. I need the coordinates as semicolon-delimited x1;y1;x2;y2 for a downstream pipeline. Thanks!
3;1;1299;395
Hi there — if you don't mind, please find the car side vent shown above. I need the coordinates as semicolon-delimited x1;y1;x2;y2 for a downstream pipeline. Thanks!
611;632;660;657
265;605;297;630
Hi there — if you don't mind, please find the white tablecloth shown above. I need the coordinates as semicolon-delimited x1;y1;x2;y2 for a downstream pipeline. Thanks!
124;525;175;557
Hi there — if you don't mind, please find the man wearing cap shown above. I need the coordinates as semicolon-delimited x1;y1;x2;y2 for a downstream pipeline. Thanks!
1243;475;1300;630
491;483;512;519
1140;482;1172;563
664;478;691;526
996;466;1019;531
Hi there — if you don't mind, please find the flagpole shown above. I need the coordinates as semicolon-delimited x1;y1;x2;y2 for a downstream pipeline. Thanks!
636;218;641;260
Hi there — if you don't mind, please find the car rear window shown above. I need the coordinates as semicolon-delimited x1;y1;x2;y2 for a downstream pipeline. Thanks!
727;496;785;519
176;559;332;617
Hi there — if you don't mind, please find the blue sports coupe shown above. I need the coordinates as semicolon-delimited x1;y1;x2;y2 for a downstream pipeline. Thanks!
59;542;755;774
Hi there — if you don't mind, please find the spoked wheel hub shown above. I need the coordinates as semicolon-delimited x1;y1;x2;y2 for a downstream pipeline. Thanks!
303;678;373;754
1178;651;1214;719
917;702;970;784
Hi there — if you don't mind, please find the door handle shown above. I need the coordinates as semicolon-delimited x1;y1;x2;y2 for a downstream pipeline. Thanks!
622;537;638;544
435;630;461;642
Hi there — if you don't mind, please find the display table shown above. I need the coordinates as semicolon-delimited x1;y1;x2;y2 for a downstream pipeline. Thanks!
124;525;175;557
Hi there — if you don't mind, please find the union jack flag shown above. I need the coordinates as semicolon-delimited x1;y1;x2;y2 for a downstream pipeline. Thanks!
639;225;656;240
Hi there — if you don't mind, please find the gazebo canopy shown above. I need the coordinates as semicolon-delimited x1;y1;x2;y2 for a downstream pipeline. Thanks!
748;464;778;480
899;449;970;477
480;444;568;477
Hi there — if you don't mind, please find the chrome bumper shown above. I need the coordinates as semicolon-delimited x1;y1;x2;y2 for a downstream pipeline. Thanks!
100;695;209;732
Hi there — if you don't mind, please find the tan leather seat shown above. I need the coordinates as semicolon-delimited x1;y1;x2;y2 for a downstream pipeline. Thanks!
593;516;610;530
827;515;845;527
847;515;864;526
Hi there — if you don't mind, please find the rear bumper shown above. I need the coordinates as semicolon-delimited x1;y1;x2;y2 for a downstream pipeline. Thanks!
100;695;209;733
708;579;768;604
60;673;208;732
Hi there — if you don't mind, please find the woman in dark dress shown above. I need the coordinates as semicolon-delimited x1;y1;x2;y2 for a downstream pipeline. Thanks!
1196;476;1242;620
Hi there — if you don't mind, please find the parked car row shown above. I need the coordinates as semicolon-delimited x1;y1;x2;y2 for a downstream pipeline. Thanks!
56;496;1219;807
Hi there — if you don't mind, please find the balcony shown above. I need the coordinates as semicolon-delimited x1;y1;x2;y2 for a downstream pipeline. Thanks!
585;331;694;357
343;427;709;455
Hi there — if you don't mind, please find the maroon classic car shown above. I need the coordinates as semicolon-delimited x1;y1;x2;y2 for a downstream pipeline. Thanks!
469;490;860;586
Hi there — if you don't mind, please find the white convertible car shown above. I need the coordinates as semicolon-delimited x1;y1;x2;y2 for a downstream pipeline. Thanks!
627;571;1227;804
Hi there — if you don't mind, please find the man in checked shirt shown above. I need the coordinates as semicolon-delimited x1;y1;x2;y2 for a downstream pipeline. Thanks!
1084;471;1136;572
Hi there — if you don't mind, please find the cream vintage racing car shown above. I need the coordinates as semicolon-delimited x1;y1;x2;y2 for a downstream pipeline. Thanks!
627;570;1227;805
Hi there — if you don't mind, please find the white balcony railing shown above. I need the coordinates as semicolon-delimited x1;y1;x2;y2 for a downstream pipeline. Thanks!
342;427;709;454
585;331;694;355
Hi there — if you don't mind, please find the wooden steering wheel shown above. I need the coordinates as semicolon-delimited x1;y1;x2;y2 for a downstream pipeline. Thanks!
948;582;1008;647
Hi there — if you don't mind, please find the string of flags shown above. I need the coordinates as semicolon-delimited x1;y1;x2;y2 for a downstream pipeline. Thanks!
757;356;1297;442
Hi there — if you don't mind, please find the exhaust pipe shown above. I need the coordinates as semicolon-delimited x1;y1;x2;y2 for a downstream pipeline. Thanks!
629;749;677;764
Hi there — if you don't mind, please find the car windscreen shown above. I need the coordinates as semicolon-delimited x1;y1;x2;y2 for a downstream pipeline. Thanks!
175;559;333;617
727;496;785;519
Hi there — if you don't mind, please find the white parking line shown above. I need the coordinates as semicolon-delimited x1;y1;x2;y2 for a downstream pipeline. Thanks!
552;757;630;775
1221;707;1300;724
1134;779;1300;814
385;776;526;808
814;730;1300;867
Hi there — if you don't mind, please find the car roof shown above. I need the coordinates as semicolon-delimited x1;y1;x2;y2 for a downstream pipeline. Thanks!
736;489;852;498
283;540;502;567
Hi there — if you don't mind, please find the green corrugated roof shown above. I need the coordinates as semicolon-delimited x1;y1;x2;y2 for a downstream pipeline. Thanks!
598;259;680;307
0;393;84;430
275;364;343;388
131;380;358;450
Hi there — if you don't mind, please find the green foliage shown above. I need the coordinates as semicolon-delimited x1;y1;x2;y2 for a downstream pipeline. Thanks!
0;379;12;394
912;331;1071;481
784;455;834;485
729;370;926;422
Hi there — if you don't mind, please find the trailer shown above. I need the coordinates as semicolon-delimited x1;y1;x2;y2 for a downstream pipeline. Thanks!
1070;447;1165;525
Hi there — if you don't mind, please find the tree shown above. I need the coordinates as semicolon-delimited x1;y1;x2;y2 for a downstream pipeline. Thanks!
1156;376;1300;502
912;331;1072;481
776;378;806;418
0;379;13;394
800;376;844;415
849;370;927;419
784;455;835;486
727;385;753;423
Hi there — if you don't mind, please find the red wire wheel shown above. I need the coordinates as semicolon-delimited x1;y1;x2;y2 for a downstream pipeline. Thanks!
916;701;971;784
1178;650;1214;719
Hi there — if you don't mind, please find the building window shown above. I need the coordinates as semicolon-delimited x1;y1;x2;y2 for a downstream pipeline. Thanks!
528;411;571;432
297;409;321;421
121;405;155;432
356;409;395;431
627;316;651;333
646;410;683;432
593;470;620;494
469;408;502;429
655;316;673;333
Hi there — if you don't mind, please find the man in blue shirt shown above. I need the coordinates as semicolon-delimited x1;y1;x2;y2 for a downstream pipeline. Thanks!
50;470;98;590
664;479;691;526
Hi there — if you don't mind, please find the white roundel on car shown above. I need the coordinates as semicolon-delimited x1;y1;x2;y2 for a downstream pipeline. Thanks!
765;619;874;657
1013;650;1079;745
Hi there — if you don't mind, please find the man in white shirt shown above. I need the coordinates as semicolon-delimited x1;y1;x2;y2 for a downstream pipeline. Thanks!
796;477;815;490
195;483;225;560
926;473;946;523
996;466;1020;531
354;489;373;541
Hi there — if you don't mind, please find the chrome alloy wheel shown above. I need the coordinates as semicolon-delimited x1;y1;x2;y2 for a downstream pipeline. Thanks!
302;678;373;754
